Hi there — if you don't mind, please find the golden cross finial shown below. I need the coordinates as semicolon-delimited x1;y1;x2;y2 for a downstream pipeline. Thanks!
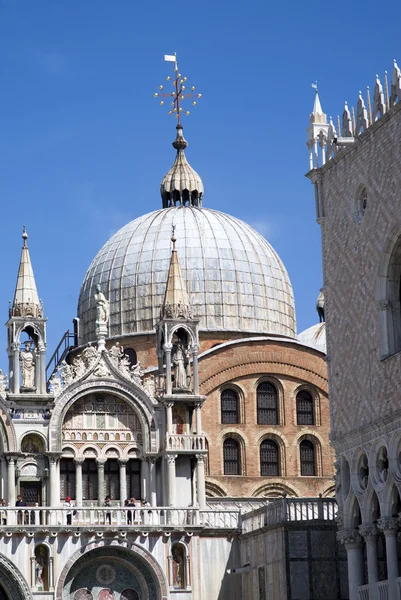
154;53;202;125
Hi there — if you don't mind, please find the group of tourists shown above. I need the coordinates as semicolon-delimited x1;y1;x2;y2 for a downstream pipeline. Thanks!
63;495;151;525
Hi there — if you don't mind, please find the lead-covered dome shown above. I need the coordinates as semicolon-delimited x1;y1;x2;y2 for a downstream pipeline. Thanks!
77;206;296;344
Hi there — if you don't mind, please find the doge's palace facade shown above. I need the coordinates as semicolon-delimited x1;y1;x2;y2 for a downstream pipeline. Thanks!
307;60;401;600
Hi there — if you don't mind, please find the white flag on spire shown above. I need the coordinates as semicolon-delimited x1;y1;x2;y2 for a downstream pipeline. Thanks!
164;54;176;62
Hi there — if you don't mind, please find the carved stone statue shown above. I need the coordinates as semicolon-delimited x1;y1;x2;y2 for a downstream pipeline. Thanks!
82;345;98;369
49;373;63;397
143;375;156;398
61;361;73;386
0;369;8;394
109;342;124;364
94;284;110;338
72;355;85;379
131;361;144;386
20;341;35;389
173;342;187;389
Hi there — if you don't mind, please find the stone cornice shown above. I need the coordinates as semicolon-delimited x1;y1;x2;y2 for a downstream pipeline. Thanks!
332;409;401;454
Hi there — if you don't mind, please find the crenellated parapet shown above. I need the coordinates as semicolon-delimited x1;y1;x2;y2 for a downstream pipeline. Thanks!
307;59;401;169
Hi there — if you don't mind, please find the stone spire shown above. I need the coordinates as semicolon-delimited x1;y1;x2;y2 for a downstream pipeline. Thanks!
10;227;43;318
307;87;329;170
161;228;191;320
160;124;204;208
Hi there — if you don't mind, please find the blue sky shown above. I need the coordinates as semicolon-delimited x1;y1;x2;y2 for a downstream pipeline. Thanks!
0;0;400;361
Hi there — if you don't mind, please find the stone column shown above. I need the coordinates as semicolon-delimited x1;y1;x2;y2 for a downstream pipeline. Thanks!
39;347;47;394
196;454;206;509
166;403;173;434
74;458;84;507
337;529;365;600
147;458;157;507
49;455;59;507
185;555;190;589
49;556;54;591
141;460;149;501
7;457;16;508
192;345;199;394
12;344;20;394
1;457;8;501
194;403;202;435
378;517;399;600
165;455;177;507
359;523;378;600
96;459;106;506
165;344;173;395
118;459;128;504
30;556;36;588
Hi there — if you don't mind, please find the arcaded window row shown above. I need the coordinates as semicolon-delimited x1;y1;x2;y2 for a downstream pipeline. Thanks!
220;384;315;425
222;437;317;477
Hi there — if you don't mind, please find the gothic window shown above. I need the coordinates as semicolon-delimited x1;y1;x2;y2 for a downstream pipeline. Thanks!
221;389;239;424
223;438;240;475
104;459;120;500
257;382;278;425
296;390;314;425
260;439;280;476
60;459;76;500
126;459;141;500
300;440;316;476
82;459;98;500
171;543;187;589
381;234;401;357
124;348;137;367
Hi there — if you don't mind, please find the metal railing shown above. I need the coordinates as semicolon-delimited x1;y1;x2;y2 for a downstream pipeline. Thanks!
0;507;240;530
46;330;75;383
241;497;337;534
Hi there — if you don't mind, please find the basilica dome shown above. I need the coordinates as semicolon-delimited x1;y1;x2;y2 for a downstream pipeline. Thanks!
77;206;296;344
77;125;296;345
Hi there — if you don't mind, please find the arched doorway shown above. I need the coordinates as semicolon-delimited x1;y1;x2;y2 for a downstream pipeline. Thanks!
57;543;168;600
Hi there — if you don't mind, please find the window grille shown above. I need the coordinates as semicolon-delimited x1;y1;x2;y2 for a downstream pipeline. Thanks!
296;390;314;425
104;459;120;500
257;382;278;424
300;440;316;476
60;458;76;500
82;459;98;500
223;438;240;475
221;389;239;424
260;439;279;476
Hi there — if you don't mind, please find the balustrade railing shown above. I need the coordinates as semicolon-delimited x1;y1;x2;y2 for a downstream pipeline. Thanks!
358;584;369;600
0;507;239;529
241;497;337;534
165;433;206;451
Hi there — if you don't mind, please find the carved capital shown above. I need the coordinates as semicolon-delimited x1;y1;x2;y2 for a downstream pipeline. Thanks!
194;403;202;410
96;458;107;466
195;454;205;463
146;457;157;465
165;402;174;410
377;517;399;533
117;459;129;467
337;528;362;545
165;454;177;465
359;523;378;539
73;457;85;466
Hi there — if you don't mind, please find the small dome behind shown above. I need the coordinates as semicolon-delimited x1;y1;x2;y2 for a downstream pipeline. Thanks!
77;206;296;344
298;322;326;354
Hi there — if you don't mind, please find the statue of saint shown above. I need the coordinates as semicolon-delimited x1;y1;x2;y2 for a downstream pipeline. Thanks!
173;342;187;389
94;285;110;325
109;342;124;364
131;361;144;386
20;341;35;389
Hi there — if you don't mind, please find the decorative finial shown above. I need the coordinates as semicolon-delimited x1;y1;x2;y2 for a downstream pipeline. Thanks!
171;224;176;249
22;225;28;247
312;81;318;93
154;53;202;127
